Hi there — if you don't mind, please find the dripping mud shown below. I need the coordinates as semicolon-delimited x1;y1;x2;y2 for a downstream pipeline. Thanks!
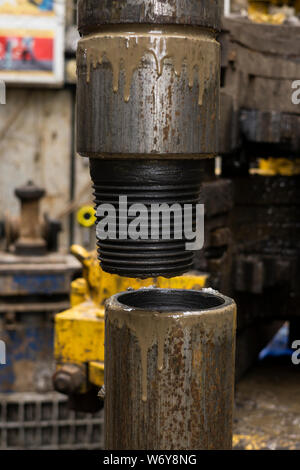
79;27;220;106
106;290;235;403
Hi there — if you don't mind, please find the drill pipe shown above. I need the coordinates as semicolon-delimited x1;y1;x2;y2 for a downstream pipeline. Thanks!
105;288;236;449
76;0;221;278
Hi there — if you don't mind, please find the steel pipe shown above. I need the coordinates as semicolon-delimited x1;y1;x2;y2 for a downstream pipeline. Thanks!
78;0;221;33
105;287;236;449
76;0;221;278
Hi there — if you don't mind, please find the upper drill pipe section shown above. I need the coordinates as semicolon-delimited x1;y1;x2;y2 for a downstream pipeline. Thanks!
77;0;221;158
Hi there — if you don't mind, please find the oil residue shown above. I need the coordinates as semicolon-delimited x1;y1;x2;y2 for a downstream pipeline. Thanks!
107;306;172;402
79;28;219;106
107;290;236;403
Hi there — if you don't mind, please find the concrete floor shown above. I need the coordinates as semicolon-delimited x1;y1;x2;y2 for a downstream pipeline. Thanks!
233;356;300;450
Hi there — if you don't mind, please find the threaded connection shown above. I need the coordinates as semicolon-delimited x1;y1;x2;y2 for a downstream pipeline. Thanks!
116;288;225;312
90;159;204;278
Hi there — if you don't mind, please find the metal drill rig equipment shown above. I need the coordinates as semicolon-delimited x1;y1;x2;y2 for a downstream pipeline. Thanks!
74;0;237;450
76;0;221;279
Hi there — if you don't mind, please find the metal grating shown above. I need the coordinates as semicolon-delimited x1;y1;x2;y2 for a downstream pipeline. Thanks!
0;392;104;449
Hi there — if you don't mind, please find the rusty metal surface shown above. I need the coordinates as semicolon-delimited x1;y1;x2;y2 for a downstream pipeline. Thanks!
105;288;236;450
76;1;221;278
77;26;220;157
78;0;221;34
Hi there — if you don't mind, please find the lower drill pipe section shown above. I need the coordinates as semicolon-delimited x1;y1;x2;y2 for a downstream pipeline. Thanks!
105;287;236;450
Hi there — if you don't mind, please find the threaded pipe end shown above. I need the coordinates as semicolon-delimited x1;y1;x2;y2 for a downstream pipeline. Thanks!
90;159;204;278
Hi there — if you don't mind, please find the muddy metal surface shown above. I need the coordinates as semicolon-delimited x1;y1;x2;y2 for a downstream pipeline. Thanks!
233;357;300;450
105;288;236;450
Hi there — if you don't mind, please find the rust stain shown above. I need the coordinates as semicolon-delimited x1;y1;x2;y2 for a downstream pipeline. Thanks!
106;288;236;404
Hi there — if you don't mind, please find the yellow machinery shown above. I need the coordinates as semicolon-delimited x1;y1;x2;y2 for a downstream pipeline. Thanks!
54;245;208;396
248;0;300;24
251;158;300;176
